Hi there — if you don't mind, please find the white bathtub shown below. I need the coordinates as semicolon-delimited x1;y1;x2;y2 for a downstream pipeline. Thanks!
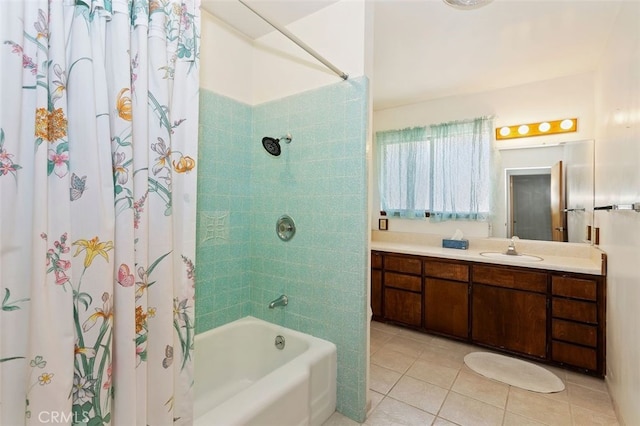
194;316;337;426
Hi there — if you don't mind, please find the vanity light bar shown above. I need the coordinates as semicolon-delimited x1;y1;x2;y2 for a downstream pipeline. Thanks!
496;118;578;140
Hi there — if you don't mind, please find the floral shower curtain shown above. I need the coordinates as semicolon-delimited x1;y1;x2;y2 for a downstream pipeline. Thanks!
0;1;200;425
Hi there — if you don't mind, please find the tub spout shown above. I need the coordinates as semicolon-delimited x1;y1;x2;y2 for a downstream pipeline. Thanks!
269;294;288;309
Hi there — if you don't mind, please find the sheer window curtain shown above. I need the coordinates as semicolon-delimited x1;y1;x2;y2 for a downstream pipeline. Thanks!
429;117;493;221
376;127;430;219
0;1;200;425
376;117;493;221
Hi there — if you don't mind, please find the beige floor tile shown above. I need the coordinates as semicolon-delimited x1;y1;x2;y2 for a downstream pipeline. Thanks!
451;368;509;409
367;391;385;418
367;322;618;426
388;375;449;415
419;345;465;370
439;391;505;426
371;320;401;334
535;386;570;403
364;397;435;426
406;358;460;389
570;404;620;426
432;417;459;426
370;339;384;356
322;411;362;426
371;347;418;374
370;364;402;395
396;327;435;344
567;383;616;418
507;387;572;426
564;371;609;394
371;327;396;345
384;335;428;358
432;337;479;363
431;336;476;353
502;411;547;426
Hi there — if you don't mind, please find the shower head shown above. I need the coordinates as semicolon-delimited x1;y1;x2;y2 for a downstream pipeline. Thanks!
261;134;292;157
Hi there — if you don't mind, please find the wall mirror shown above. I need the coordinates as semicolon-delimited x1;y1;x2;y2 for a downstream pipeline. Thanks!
490;139;594;244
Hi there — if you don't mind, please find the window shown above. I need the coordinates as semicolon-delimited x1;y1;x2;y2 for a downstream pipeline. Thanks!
376;117;493;221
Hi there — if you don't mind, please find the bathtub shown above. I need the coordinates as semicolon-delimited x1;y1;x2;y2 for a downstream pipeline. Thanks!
194;316;337;426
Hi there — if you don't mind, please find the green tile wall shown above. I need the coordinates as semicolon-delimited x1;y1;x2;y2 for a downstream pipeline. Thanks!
196;77;369;422
250;77;369;421
195;90;252;332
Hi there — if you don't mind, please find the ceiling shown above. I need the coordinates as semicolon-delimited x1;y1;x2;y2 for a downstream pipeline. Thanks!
201;0;624;111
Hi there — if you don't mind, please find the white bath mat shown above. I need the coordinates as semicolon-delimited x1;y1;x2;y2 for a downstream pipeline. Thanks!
464;352;565;393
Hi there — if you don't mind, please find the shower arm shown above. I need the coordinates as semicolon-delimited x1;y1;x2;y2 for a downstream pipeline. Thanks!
237;0;349;81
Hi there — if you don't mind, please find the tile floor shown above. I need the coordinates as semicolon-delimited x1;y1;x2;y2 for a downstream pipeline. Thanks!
324;321;619;426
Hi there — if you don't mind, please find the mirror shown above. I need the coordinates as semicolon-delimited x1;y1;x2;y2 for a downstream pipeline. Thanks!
490;140;594;243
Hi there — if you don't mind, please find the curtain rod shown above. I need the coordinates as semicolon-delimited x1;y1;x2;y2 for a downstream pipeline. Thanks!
237;0;349;81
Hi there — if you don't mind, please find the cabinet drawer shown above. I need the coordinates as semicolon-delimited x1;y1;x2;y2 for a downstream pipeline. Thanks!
552;298;597;324
552;319;597;347
385;255;422;275
425;260;469;282
473;265;547;293
371;251;383;269
552;276;597;301
385;272;421;292
384;288;422;327
552;341;597;371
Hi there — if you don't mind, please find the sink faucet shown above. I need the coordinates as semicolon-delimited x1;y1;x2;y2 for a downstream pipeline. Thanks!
505;236;519;256
268;294;288;309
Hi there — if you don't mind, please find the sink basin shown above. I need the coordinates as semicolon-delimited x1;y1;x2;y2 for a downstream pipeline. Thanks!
479;252;543;262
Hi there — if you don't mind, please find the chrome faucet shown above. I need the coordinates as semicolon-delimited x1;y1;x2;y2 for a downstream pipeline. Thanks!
505;236;519;256
268;294;288;309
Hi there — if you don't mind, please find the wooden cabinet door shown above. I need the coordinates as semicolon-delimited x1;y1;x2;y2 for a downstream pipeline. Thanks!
425;278;469;338
472;284;547;358
384;288;422;327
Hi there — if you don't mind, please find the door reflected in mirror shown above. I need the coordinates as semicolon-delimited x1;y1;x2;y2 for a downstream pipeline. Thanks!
492;140;594;244
509;171;553;241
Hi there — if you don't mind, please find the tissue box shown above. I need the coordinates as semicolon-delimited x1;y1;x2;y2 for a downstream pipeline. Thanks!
442;239;469;250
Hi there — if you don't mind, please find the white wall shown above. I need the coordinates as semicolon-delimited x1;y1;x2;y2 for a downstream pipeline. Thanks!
200;1;368;106
372;73;596;237
593;2;640;425
200;10;254;104
252;0;367;104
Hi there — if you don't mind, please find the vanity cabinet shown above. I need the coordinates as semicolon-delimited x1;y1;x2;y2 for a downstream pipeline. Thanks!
371;250;607;377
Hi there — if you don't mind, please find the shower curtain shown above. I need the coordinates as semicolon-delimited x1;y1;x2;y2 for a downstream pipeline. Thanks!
0;1;200;425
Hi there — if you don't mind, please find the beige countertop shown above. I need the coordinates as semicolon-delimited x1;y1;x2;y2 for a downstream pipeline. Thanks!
371;231;606;276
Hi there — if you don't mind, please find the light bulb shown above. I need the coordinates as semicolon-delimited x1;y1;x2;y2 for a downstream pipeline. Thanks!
518;125;529;135
560;119;574;130
538;122;551;132
499;127;511;137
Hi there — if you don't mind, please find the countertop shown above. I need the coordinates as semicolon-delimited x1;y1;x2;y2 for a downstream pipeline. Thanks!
371;231;606;276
